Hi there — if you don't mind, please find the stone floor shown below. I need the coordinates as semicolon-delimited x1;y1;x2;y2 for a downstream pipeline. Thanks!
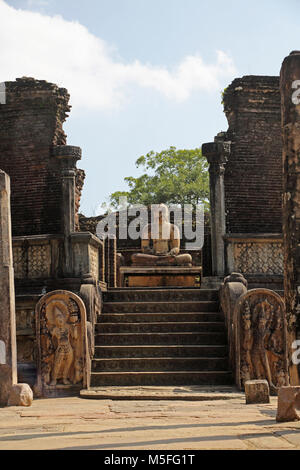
1;391;300;450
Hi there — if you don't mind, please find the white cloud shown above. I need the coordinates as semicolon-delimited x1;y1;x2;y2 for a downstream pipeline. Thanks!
26;0;49;7
0;0;237;111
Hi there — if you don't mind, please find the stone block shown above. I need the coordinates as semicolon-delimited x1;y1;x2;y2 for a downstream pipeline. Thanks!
245;379;270;404
120;266;202;288
8;383;33;407
276;386;300;422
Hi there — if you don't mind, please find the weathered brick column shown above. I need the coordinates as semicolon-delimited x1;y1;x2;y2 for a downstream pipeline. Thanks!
0;170;17;405
202;140;230;276
280;51;300;385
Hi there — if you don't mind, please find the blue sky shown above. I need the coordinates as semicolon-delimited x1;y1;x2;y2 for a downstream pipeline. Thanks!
1;0;299;215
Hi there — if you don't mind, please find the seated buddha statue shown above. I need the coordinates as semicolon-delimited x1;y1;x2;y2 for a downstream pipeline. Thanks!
131;204;192;267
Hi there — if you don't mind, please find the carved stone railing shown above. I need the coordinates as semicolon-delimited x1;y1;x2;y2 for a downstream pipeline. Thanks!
13;234;63;280
219;273;248;373
12;232;103;284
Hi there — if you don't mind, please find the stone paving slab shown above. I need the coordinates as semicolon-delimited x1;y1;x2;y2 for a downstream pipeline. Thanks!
0;395;300;450
80;385;244;401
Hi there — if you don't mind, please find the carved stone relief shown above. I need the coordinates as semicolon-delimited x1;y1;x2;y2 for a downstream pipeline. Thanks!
35;290;89;396
234;289;289;394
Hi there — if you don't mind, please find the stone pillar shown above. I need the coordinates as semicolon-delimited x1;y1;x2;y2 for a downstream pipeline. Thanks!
280;51;300;385
104;237;117;288
109;237;117;288
0;170;17;406
99;240;105;284
202;141;230;276
53;145;82;276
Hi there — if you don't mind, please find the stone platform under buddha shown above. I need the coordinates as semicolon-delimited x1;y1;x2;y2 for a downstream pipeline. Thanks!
120;266;202;288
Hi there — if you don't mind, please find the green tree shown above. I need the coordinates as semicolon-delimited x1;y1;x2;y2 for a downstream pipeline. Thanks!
107;146;209;210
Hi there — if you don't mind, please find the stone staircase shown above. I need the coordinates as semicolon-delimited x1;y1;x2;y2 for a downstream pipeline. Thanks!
90;288;233;387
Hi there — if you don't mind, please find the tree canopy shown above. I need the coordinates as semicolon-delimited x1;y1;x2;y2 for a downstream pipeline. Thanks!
107;146;209;210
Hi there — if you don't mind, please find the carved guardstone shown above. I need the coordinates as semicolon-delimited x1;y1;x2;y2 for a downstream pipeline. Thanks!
234;289;289;395
276;386;300;422
245;379;270;404
0;170;18;406
35;290;90;397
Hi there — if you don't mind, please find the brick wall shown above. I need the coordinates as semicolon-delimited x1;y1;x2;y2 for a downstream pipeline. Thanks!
0;77;74;236
223;76;283;234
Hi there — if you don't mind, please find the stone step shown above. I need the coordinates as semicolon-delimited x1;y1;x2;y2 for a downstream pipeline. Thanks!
96;322;225;334
95;331;226;346
94;345;228;358
103;301;219;313
91;357;229;372
90;370;233;387
99;312;223;323
80;385;243;401
104;288;219;303
92;288;230;388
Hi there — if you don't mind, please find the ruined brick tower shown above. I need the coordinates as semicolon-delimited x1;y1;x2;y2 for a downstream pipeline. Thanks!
0;77;84;236
203;76;283;290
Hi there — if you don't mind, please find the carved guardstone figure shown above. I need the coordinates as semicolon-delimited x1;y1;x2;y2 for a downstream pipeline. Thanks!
234;289;289;395
35;290;89;397
48;301;76;386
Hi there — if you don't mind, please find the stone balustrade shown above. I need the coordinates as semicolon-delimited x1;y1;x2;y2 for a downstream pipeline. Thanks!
12;232;103;284
225;234;283;276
